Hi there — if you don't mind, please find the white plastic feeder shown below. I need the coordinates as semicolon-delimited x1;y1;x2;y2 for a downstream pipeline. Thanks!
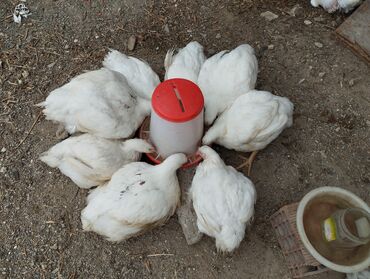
150;78;204;159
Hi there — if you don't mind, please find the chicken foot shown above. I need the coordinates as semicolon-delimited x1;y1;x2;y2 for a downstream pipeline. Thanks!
236;151;258;176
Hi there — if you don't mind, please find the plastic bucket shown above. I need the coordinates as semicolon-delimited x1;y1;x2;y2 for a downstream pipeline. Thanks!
296;186;370;273
150;78;204;158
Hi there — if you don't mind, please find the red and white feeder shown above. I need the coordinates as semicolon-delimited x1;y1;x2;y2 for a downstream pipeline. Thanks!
139;78;204;168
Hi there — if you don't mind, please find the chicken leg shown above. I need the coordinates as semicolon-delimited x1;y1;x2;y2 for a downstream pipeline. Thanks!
236;151;258;176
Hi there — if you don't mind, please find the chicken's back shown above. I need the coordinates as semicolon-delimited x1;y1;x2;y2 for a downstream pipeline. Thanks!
164;41;206;83
103;50;160;100
198;44;258;125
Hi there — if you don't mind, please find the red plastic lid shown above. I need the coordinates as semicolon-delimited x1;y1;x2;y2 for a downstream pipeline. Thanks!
152;78;204;123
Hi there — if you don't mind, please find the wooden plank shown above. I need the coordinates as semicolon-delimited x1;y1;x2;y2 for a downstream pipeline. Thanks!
335;0;370;64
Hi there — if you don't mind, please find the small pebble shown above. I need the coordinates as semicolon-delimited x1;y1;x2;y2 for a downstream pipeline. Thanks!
47;62;56;68
304;20;312;25
1;147;6;153
314;16;325;22
163;24;170;34
215;33;221;39
22;70;29;78
268;44;274;50
73;39;78;43
0;167;6;173
95;35;99;39
288;4;302;17
127;35;137;51
260;11;278;21
208;49;216;56
64;44;69;49
335;127;340;132
318;72;326;78
348;79;355;87
314;42;323;48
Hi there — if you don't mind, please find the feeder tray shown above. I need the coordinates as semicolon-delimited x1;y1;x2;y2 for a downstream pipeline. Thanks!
270;203;329;278
139;117;203;169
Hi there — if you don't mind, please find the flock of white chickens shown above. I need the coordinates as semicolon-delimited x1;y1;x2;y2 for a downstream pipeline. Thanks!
38;41;294;252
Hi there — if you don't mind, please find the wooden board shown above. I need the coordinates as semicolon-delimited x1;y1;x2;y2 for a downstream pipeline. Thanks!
336;0;370;63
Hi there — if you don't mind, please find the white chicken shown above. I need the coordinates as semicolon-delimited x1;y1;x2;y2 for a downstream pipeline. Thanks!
202;90;294;175
198;44;258;125
190;146;256;252
40;135;154;189
103;49;160;100
310;0;363;13
164;41;206;83
81;153;187;242
38;68;150;139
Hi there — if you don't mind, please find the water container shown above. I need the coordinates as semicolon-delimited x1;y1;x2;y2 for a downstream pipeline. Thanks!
322;207;370;247
150;78;204;158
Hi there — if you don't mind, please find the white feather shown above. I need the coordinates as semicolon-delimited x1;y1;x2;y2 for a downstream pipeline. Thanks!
40;135;153;189
103;49;160;100
190;146;256;252
164;41;206;83
202;90;294;152
338;0;363;12
198;44;258;125
346;269;370;279
81;153;187;242
39;68;150;139
311;0;363;12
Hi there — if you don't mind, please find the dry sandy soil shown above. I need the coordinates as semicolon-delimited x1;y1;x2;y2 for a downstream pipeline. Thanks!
1;0;369;278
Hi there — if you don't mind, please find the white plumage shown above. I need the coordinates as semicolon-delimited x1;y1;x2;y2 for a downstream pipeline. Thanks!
310;0;363;13
164;41;206;83
190;146;256;252
103;49;160;100
198;44;258;125
81;153;187;242
39;68;150;139
203;90;294;152
40;135;153;189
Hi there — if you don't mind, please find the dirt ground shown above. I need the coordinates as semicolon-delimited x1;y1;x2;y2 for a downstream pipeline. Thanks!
1;0;369;278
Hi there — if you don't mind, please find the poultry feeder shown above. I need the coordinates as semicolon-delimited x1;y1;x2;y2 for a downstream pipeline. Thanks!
139;78;204;168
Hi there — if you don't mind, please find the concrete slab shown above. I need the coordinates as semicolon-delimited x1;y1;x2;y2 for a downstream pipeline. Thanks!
336;0;370;63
